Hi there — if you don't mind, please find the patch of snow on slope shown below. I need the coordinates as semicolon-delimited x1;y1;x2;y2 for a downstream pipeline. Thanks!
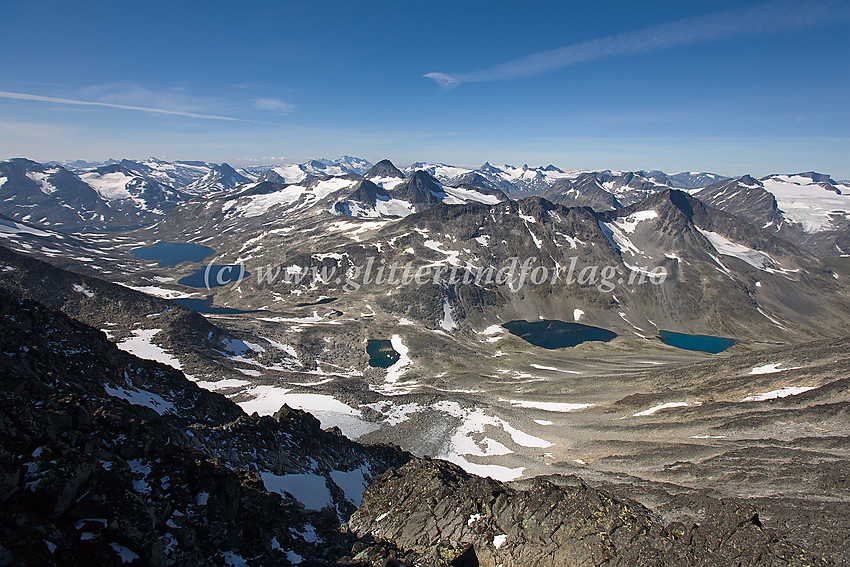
221;337;265;355
25;170;59;194
310;177;356;199
432;400;551;481
373;198;415;217
423;239;461;265
72;283;94;298
263;336;300;359
370;335;418;396
260;472;332;511
104;384;176;415
477;324;505;342
439;300;457;331
79;171;135;200
221;551;247;567
269;164;308;183
194;378;251;391
115;329;184;371
527;225;543;248
696;228;775;270
233;179;354;217
268;393;360;416
598;220;643;257
109;543;140;564
364;401;424;426
370;176;405;190
123;285;193;299
236;385;292;415
612;210;658;233
235;185;314;216
529;364;581;374
506;400;593;412
741;386;815;402
442;186;501;205
329;467;370;506
749;362;802;375
238;388;377;437
633;401;696;417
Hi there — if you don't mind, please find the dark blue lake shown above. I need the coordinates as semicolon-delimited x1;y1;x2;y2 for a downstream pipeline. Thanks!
172;297;256;315
367;339;401;368
296;297;338;307
178;265;249;288
131;242;216;267
658;330;736;354
502;320;617;349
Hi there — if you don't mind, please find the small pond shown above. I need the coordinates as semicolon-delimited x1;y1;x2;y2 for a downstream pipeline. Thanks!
367;339;401;368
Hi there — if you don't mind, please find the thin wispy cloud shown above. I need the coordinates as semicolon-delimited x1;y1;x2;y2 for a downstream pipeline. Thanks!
0;90;252;122
254;97;295;114
425;0;850;89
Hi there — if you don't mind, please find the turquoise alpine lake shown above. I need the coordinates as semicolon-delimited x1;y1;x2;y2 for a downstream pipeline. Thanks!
366;339;401;368
131;242;216;267
501;320;617;349
658;330;736;354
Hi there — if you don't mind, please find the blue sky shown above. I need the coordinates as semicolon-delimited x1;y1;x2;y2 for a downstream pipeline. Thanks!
1;0;848;177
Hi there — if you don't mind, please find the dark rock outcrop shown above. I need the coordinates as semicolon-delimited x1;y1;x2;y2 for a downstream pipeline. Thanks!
349;459;824;566
0;288;409;566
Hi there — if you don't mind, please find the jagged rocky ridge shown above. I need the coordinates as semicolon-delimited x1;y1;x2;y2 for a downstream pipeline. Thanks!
334;166;508;217
349;458;824;566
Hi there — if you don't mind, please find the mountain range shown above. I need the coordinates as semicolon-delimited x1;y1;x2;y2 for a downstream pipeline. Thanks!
4;155;847;257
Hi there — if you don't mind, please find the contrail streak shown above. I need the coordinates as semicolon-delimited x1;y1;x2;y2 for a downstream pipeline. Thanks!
0;90;250;122
425;0;850;89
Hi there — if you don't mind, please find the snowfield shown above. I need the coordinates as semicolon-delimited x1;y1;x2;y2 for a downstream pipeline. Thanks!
761;174;850;233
